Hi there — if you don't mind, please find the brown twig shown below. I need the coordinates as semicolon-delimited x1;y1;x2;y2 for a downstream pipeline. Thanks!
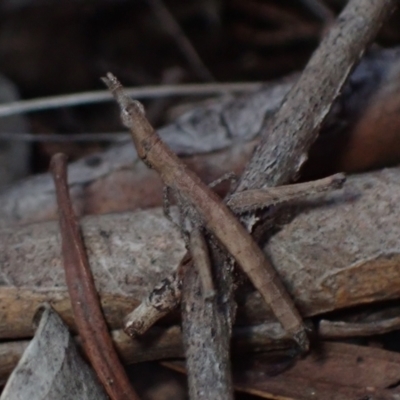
124;254;189;337
50;153;140;400
103;73;309;349
104;2;397;398
123;172;346;337
123;173;345;399
228;172;345;214
103;74;313;399
319;316;400;338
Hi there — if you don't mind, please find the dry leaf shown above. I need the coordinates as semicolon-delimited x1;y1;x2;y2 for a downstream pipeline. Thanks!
0;304;107;400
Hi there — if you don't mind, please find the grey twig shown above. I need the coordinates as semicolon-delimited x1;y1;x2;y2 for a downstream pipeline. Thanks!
238;0;397;191
0;81;260;118
228;173;345;214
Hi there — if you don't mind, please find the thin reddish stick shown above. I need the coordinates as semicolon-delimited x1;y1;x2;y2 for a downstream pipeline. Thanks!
50;153;140;400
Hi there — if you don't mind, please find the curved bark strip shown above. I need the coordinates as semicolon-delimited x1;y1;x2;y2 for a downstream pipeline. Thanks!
51;153;140;400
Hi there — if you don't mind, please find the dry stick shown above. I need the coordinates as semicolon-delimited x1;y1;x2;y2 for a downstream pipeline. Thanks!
198;0;397;397
50;153;140;400
237;0;398;192
0;81;260;118
103;76;307;400
122;174;345;398
103;73;309;349
228;172;345;214
181;248;235;399
124;254;190;337
123;172;346;337
319;317;400;339
227;0;397;360
111;3;396;397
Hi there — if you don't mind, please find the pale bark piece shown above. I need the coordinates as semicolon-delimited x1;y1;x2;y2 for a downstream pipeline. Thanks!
50;153;140;400
0;209;186;338
0;305;107;400
3;166;400;339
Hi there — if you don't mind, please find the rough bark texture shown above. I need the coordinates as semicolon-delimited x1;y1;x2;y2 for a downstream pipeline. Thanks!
0;209;186;339
182;244;236;399
2;165;400;336
237;0;398;191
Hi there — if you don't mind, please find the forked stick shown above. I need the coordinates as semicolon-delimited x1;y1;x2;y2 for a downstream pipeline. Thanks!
123;173;346;337
103;73;309;350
